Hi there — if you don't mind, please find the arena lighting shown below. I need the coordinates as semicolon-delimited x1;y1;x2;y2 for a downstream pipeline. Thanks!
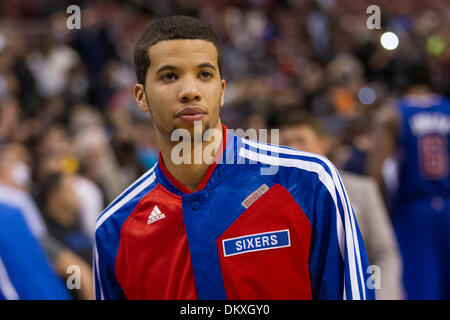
358;87;376;105
380;32;399;50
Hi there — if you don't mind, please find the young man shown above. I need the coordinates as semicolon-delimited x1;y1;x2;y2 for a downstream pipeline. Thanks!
280;112;403;300
369;64;450;299
94;15;375;300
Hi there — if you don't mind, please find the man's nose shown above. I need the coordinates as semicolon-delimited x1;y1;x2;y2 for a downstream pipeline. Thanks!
178;76;201;104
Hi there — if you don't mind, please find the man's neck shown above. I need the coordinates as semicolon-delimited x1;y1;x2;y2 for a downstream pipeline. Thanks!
158;121;224;192
406;85;431;96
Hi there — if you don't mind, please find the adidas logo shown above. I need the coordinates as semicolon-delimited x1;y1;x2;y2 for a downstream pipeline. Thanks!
147;205;166;225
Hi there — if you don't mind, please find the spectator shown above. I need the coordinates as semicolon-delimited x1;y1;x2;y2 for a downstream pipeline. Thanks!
38;171;92;267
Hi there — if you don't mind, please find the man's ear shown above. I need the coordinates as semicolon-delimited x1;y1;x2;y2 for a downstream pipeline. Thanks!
134;84;149;112
220;79;226;107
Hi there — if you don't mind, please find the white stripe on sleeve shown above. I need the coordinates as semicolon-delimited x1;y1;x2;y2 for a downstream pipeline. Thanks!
239;143;363;299
0;256;18;300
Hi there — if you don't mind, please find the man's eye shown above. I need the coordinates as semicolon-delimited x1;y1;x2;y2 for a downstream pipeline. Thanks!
199;71;212;79
161;73;177;81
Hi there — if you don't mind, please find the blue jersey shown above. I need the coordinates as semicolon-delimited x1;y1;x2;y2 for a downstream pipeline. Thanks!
393;95;450;299
94;125;375;300
0;203;70;300
396;95;450;205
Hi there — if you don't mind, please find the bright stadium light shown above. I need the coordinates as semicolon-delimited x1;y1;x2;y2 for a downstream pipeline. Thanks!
380;32;399;50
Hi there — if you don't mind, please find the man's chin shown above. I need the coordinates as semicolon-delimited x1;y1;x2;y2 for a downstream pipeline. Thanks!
173;119;208;133
171;118;225;143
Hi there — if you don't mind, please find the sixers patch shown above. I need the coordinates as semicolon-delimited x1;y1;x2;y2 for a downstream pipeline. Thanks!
222;229;290;257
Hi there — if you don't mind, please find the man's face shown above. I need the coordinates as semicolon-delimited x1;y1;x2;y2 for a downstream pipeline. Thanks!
135;39;226;138
281;125;329;155
56;174;80;215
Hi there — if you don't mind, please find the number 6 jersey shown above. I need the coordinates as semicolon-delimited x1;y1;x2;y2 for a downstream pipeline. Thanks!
396;95;450;205
393;95;450;299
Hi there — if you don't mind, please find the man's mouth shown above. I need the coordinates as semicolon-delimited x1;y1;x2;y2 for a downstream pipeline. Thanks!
175;107;206;122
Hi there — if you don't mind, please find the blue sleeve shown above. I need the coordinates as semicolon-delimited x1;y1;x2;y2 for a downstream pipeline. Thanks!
0;203;71;300
93;225;126;300
307;166;375;300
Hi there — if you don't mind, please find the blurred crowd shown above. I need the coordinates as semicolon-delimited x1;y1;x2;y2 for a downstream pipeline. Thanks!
0;0;449;299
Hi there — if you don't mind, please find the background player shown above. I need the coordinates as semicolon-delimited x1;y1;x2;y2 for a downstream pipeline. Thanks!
369;63;450;299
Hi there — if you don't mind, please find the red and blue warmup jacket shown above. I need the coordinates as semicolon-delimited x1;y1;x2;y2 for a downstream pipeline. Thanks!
94;125;375;300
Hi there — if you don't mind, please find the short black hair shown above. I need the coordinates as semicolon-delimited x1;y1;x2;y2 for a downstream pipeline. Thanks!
134;15;224;85
37;172;64;211
391;54;433;92
401;62;432;89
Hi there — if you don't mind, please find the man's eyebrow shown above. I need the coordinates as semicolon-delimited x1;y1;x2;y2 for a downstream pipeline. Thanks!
156;65;177;74
156;63;217;74
198;63;217;70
